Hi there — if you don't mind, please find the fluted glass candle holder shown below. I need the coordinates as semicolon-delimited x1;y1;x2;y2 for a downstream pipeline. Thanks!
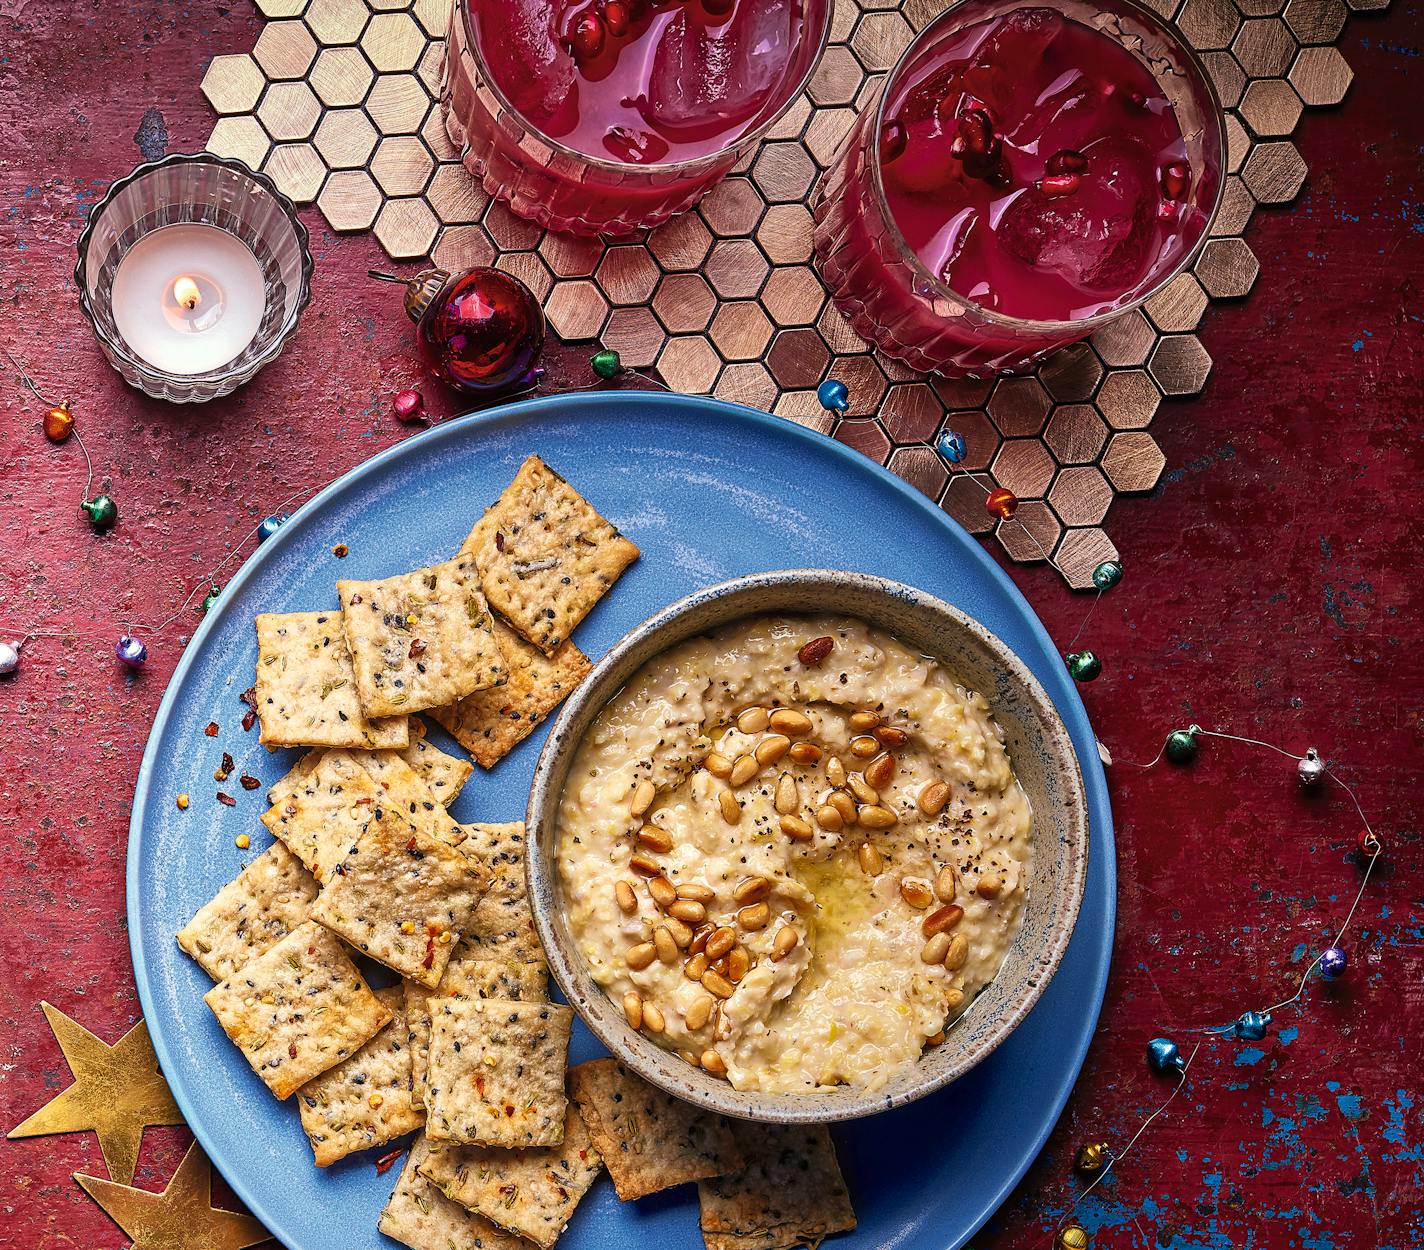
76;153;312;403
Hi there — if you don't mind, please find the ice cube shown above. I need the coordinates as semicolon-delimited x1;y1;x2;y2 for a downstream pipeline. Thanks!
483;0;578;126
641;0;794;135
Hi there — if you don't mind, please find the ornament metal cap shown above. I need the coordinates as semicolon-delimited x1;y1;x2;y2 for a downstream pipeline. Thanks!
370;268;450;324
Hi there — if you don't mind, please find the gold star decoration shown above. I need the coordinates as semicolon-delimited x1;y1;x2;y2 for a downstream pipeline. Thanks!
77;1140;269;1250
7;1001;185;1184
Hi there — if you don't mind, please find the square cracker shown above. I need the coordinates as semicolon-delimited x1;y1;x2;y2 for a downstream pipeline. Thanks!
697;1122;856;1250
379;1134;529;1250
254;612;409;750
432;620;591;768
176;842;319;982
267;722;472;810
417;1103;603;1249
456;821;545;963
407;957;548;1109
260;749;386;885
460;455;639;654
357;752;465;848
337;555;505;718
310;811;491;989
425;998;571;1147
203;920;391;1100
568;1058;744;1201
296;985;424;1166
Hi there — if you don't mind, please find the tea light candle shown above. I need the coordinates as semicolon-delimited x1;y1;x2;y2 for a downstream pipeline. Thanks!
110;224;265;375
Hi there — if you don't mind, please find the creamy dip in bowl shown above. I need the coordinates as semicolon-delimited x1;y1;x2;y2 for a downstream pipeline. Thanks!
527;571;1088;1123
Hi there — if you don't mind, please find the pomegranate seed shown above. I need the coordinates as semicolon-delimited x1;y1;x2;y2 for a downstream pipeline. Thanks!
569;10;606;60
957;108;992;155
1046;148;1087;175
880;119;907;164
1039;172;1081;198
602;0;630;36
1160;161;1191;201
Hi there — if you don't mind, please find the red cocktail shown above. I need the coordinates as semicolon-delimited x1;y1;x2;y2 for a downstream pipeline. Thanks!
444;0;829;236
813;0;1224;377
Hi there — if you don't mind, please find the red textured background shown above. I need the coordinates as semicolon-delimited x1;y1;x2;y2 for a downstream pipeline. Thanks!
1;2;1421;1248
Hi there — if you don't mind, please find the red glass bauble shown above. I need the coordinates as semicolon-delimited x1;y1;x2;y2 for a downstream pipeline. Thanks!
413;268;546;397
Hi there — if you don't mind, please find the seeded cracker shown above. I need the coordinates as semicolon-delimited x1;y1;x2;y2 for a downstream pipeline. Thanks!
425;998;572;1147
432;619;591;768
176;842;319;982
268;722;472;810
417;1103;603;1249
203;921;391;1100
310;810;492;989
337;555;506;718
254;612;409;750
454;820;545;963
259;749;387;885
568;1058;744;1201
697;1122;856;1250
357;752;465;848
379;1134;528;1250
461;455;639;654
297;986;424;1166
407;957;549;1108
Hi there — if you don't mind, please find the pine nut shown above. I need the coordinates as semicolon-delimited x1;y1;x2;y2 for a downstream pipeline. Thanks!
623;991;643;1028
875;726;909;747
771;925;799;961
705;751;733;779
626;942;657;970
654;926;679;963
789;742;822;765
615;881;637;914
684;952;709;980
945;987;966;1010
900;878;934;909
685;995;714;1030
689;924;713;954
829;791;857;823
848;775;879;805
935;864;958;902
702;970;735;999
719;790;741;824
755;734;791;766
826;755;848;787
705;926;737;960
944;933;969;971
736;706;770;734
921;933;951;964
849;735;879;759
727;946;750;983
665;916;694;947
918;781;951;817
669;899;707;924
857;842;884;875
629;852;662;877
737;902;770;930
977;876;1004;899
865;752;896;789
677;882;716;903
780;814;814;842
701;1048;728;1075
711;954;730;975
849;710;880;731
733;876;770;904
814;803;844;832
858;804;898;829
679;1049;699;1065
648;876;677;908
774;772;798;814
925;1030;945;1047
630;779;655;816
643;1002;666;1033
729;754;759;787
637;824;673;853
769;708;813;737
922;904;965;936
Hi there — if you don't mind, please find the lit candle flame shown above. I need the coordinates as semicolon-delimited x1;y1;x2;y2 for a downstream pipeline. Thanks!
173;276;201;310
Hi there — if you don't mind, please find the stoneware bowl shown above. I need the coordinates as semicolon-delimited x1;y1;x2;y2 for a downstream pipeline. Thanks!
526;569;1089;1123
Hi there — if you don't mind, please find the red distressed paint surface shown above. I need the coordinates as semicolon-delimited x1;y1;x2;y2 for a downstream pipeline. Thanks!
0;3;1420;1248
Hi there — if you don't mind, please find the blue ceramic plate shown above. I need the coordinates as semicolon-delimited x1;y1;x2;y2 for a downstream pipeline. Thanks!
129;392;1115;1250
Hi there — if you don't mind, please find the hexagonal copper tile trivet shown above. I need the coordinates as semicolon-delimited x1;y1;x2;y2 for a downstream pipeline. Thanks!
206;0;1380;587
